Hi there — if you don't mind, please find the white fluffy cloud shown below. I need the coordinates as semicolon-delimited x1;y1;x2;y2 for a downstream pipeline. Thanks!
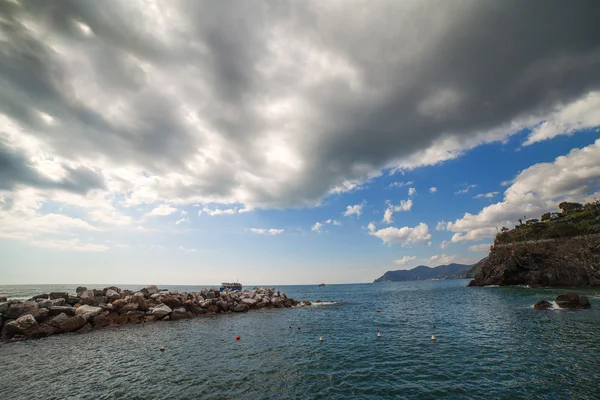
368;222;431;247
435;220;446;231
408;188;417;197
447;139;600;243
389;181;413;188
343;204;363;217
455;185;477;195
429;187;437;193
394;255;417;265
428;254;456;265
382;199;413;224
148;204;177;216
474;192;499;199
250;228;284;236
312;222;324;233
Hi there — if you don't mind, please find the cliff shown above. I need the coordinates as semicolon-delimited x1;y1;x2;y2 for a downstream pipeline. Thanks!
374;263;473;283
468;235;600;287
468;201;600;287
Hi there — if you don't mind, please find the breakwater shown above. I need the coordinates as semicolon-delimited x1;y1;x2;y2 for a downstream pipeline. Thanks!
0;285;302;341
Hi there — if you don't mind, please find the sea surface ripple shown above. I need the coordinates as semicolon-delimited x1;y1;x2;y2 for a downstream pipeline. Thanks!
1;280;599;399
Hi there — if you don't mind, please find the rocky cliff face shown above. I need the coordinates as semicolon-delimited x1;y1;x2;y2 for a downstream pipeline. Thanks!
468;235;600;287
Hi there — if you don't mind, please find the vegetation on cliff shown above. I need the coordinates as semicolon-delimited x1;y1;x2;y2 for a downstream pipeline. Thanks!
494;201;600;245
374;263;473;283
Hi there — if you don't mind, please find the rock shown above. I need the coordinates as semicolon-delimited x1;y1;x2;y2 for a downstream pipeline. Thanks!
67;296;80;305
37;324;60;337
146;285;159;295
127;311;145;324
144;315;157;322
91;314;109;328
151;303;172;318
36;308;50;322
49;306;75;316
233;303;249;312
51;298;66;306
37;299;53;309
32;294;49;300
111;299;128;312
6;301;39;319
241;298;257;306
75;305;102;321
0;302;8;314
216;300;229;312
0;296;7;302
105;289;120;302
79;290;99;306
130;293;149;311
99;303;113;311
5;314;38;336
120;303;139;313
77;323;93;334
206;291;216;299
92;289;104;297
103;286;121;295
533;300;553;310
556;292;581;309
59;316;87;332
529;283;542;288
75;286;88;295
48;313;69;328
579;296;591;309
171;307;190;320
303;301;312;306
49;292;69;301
160;296;181;309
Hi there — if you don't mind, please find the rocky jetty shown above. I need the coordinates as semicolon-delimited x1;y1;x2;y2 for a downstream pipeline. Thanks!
533;292;591;310
0;286;300;341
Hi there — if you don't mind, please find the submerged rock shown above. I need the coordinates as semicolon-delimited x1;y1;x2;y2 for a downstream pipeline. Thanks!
533;300;552;310
555;292;591;309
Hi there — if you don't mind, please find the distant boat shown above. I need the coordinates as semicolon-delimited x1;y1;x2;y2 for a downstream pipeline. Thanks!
318;283;326;287
220;282;242;292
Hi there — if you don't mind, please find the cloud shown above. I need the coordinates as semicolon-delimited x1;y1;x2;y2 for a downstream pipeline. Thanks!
455;185;477;194
368;222;431;246
148;204;177;216
408;188;417;197
382;199;413;224
175;218;190;225
343;204;363;217
435;220;447;231
395;255;417;265
524;92;600;146
429;187;437;193
1;0;600;245
367;222;376;232
500;180;513;187
474;192;499;199
199;206;236;216
29;238;109;252
311;222;323;233
468;243;492;252
389;181;413;188
250;228;284;235
447;139;600;242
178;246;197;253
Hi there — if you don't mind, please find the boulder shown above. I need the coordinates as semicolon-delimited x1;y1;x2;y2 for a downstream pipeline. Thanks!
75;305;102;321
241;298;257;306
233;303;249;312
144;315;157;323
579;296;591;309
6;301;39;319
92;314;109;328
0;296;7;302
5;314;38;336
32;294;49;300
171;307;190;321
120;303;139;313
0;302;8;314
36;324;60;337
146;285;159;295
111;299;128;312
75;286;88;295
217;300;229;312
127;311;145;324
93;289;104;297
59;316;87;332
103;286;121;295
48;313;69;328
105;289;120;302
37;299;53;309
161;296;182;309
79;291;99;306
67;296;80;305
49;306;75;316
99;303;113;311
49;292;69;301
77;323;93;334
533;300;553;310
36;308;50;322
556;292;581;309
130;293;149;311
51;298;66;306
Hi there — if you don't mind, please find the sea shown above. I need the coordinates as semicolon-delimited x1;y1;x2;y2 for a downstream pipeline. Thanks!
1;280;599;400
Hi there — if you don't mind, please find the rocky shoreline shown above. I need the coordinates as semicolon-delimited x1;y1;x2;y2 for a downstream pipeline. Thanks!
0;286;305;341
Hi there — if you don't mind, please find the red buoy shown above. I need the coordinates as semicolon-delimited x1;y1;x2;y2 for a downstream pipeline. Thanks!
236;335;241;340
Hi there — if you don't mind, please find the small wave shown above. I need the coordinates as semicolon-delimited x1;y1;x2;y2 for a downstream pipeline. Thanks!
530;301;562;310
484;285;499;288
295;301;337;307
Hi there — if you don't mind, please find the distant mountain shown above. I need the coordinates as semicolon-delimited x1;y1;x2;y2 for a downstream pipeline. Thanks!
373;263;474;283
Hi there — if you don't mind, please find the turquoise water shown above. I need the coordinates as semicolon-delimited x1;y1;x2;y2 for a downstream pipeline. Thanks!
1;280;599;399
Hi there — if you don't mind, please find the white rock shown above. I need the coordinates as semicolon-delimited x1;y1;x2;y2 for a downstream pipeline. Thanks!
75;305;102;321
152;303;172;317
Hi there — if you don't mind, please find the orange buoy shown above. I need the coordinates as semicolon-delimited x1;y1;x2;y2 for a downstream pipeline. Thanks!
236;335;241;340
376;309;382;313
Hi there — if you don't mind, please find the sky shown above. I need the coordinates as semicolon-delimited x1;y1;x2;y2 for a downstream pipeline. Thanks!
1;0;600;285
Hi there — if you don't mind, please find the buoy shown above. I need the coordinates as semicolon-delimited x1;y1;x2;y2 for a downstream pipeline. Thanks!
160;346;165;351
377;332;381;338
431;335;436;341
376;329;380;332
376;309;382;313
433;323;436;329
319;336;324;342
298;326;301;330
236;335;241;340
289;325;292;329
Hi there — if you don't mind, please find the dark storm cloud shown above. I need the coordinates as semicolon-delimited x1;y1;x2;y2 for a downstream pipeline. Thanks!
1;0;600;206
0;141;105;194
